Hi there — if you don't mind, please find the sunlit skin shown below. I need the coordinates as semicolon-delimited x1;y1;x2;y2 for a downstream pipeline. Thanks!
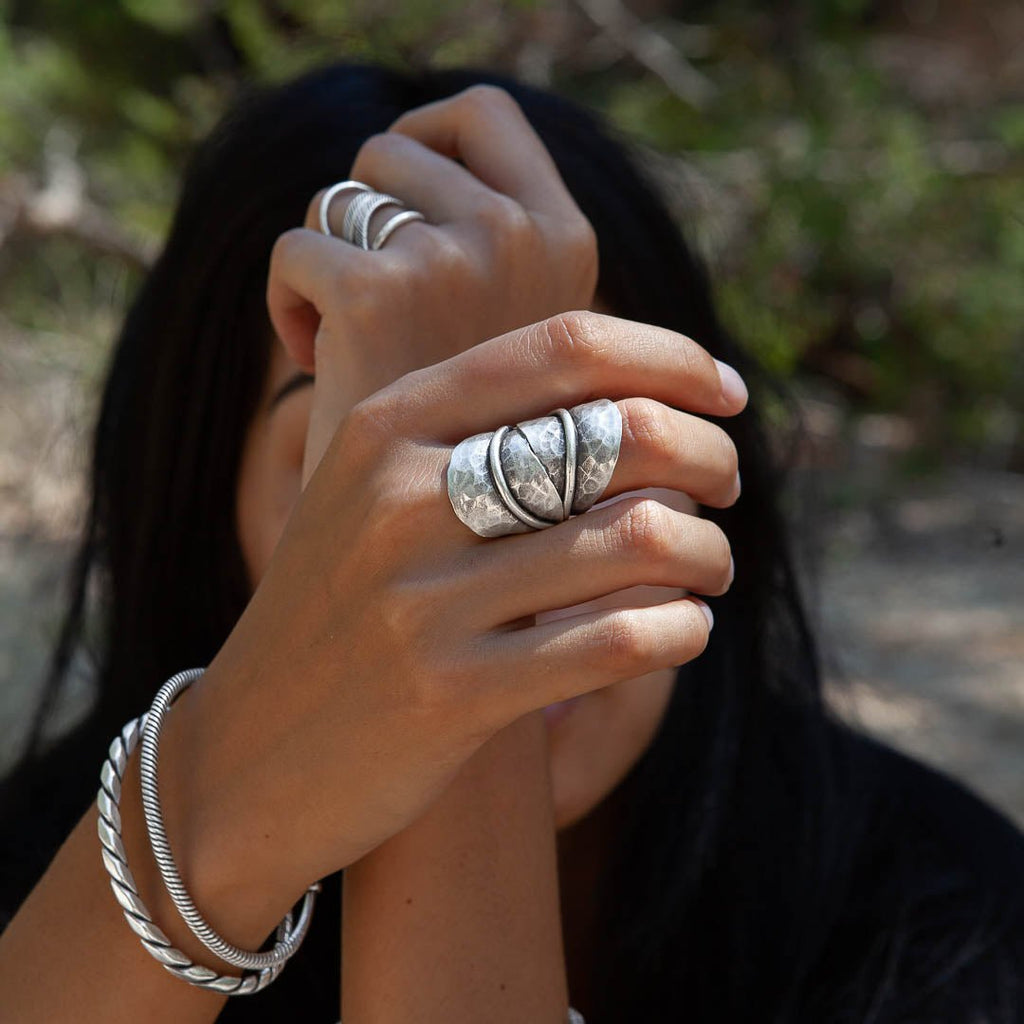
0;84;743;1024
236;334;701;831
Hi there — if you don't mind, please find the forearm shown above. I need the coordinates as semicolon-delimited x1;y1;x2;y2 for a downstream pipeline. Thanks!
340;710;568;1023
0;680;295;1022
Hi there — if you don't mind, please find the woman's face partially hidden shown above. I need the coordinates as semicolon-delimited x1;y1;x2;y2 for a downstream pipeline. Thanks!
236;335;695;830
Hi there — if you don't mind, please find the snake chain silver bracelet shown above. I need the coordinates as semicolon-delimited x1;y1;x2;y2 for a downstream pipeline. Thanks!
98;668;319;993
137;668;319;970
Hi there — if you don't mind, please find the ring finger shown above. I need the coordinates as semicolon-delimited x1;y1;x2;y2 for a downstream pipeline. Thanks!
452;494;732;628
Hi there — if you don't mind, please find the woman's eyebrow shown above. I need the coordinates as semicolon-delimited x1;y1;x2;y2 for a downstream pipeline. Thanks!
269;371;314;411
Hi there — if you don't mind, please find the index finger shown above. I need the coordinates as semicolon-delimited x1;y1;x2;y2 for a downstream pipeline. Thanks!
388;85;579;222
367;311;749;442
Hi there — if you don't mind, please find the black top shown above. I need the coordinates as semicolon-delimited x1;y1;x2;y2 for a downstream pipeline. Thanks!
3;718;1023;1022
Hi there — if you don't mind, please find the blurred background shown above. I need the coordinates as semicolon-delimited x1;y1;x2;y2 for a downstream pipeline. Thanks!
1;1;1021;820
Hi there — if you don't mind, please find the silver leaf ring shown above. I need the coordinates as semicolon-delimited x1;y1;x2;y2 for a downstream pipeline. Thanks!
446;399;622;538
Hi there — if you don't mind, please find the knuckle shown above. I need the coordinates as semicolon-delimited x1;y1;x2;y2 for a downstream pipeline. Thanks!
620;498;674;561
406;647;474;723
537;309;608;366
676;336;712;384
434;231;473;272
367;484;415;540
381;577;435;651
359;445;442;545
621;398;669;457
601;612;652;669
461;83;520;117
270;226;305;268
405;669;448;719
353;131;403;176
477;193;533;238
342;394;397;456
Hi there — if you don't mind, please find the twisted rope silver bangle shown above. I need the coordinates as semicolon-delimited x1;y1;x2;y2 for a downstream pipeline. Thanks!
138;668;320;971
97;714;292;994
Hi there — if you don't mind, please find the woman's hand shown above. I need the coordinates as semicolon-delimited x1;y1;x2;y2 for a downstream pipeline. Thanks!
171;308;746;939
164;86;746;949
267;85;599;483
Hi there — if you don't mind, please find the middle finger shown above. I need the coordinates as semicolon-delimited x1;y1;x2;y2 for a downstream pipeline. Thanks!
411;395;738;549
453;495;733;630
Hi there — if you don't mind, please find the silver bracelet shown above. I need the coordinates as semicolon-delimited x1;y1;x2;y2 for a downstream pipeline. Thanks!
97;714;293;994
137;668;319;971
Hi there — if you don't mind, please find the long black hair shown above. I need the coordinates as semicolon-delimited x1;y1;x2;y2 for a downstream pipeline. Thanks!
3;63;1021;1022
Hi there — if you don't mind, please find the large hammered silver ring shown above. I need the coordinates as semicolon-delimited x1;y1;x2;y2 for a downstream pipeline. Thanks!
447;398;622;538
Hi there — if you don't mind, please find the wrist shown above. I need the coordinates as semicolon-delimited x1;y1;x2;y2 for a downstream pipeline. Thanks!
132;661;313;960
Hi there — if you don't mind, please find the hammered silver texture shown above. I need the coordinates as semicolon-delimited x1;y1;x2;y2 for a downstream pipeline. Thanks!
97;705;294;995
500;427;563;523
447;398;621;537
517;414;567;498
570;399;623;514
447;430;533;538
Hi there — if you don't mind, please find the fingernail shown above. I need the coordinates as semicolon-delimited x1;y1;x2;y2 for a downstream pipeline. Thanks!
693;599;714;630
714;359;748;407
727;555;735;586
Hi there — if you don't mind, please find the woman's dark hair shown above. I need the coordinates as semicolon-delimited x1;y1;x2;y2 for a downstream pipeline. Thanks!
3;63;1021;1022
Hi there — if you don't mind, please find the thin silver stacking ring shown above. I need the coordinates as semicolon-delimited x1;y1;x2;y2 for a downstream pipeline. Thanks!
371;209;426;250
317;180;427;251
317;180;370;236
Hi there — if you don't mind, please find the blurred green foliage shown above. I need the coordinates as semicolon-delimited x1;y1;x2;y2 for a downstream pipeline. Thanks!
1;0;1021;466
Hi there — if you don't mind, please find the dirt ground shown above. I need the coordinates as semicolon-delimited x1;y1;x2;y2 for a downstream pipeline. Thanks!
1;337;1022;826
809;464;1024;827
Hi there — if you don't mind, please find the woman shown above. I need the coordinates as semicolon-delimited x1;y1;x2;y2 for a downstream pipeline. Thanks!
1;62;1022;1022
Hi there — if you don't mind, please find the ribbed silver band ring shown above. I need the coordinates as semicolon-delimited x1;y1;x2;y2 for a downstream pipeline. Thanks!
341;190;404;250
